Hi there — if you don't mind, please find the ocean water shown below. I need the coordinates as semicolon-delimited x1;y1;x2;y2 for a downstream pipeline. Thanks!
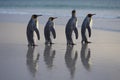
0;0;120;31
0;0;120;18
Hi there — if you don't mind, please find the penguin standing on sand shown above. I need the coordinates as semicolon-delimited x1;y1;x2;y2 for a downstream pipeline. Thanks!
44;17;57;44
81;14;95;43
26;14;42;46
65;10;78;45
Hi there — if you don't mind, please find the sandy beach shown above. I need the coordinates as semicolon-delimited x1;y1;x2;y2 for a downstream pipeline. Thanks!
0;14;120;80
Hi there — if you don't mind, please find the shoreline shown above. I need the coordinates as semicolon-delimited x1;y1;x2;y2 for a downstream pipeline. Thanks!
0;13;120;32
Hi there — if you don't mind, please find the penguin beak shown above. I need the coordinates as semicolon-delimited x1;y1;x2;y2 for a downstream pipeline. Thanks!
53;17;57;19
37;15;42;17
92;14;96;16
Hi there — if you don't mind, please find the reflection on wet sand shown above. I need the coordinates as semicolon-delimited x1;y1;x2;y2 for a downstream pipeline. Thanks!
26;46;40;77
65;45;78;79
80;43;91;71
44;44;56;69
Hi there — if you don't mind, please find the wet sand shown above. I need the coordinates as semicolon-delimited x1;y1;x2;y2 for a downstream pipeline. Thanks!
0;14;120;80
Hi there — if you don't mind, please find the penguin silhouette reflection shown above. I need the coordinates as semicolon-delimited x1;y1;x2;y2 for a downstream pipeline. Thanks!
44;44;56;69
26;46;40;77
80;43;91;71
65;45;78;78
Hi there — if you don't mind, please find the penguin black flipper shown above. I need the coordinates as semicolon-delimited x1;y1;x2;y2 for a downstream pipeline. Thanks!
74;27;78;39
50;27;56;39
32;21;40;40
34;28;40;40
87;26;91;37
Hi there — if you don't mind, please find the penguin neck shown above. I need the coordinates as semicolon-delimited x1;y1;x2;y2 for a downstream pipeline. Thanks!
89;17;92;22
86;16;91;21
32;18;37;22
72;14;76;18
48;20;53;22
34;19;37;24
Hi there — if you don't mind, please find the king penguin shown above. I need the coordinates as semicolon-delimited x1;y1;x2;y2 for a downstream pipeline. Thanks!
26;14;42;46
65;10;78;45
44;17;57;44
81;14;95;43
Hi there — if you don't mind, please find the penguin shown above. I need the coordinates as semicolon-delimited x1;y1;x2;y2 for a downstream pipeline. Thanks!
44;17;57;44
65;10;78;45
81;14;95;43
26;14;42;46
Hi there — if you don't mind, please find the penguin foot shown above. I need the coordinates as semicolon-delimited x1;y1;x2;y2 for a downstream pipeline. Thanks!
50;42;55;44
45;42;54;45
67;43;76;45
33;44;38;46
28;43;38;46
71;43;76;45
85;41;92;44
28;44;33;46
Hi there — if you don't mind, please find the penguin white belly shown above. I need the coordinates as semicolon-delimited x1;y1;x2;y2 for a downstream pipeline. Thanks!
50;31;53;40
34;21;39;44
72;32;75;42
90;19;93;28
86;19;93;39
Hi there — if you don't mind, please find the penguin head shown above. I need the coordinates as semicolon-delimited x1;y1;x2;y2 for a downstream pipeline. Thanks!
87;14;96;17
49;17;57;21
72;10;76;16
32;14;42;19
